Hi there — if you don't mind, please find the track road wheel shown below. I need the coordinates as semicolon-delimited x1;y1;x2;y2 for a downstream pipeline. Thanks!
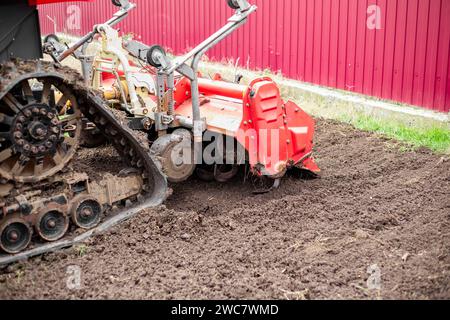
151;130;195;183
0;217;32;254
70;196;103;229
35;209;69;242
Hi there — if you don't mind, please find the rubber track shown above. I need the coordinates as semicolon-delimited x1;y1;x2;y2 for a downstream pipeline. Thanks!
0;60;168;266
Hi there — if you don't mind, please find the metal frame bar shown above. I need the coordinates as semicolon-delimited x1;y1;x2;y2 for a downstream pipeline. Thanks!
56;0;135;62
155;1;257;137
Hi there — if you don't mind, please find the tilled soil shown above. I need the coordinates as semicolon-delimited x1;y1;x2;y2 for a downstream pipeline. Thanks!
0;119;449;300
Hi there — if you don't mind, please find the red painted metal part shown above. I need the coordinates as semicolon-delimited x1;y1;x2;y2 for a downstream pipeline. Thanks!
38;0;450;113
239;78;318;175
172;75;319;176
197;78;247;101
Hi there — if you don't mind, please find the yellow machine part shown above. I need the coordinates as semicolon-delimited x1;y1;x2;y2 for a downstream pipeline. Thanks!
54;90;72;114
103;80;130;101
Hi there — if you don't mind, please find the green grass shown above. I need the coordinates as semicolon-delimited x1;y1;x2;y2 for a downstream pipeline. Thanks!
340;113;450;154
74;244;88;257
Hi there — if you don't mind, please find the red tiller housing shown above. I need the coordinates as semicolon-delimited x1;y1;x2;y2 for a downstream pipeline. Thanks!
38;0;450;113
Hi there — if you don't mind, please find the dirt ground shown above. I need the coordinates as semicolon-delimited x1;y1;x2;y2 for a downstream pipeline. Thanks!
0;119;449;300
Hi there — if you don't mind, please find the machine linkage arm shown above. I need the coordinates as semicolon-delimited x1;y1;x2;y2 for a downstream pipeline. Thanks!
166;1;257;75
145;0;257;152
151;0;256;133
50;0;136;62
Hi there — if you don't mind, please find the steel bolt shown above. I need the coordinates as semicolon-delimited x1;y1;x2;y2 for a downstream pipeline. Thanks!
47;113;54;119
51;127;60;134
45;141;53;148
24;110;32;117
23;144;31;151
49;135;57;141
40;108;48;116
286;139;291;145
31;146;38;154
82;208;93;217
47;219;56;228
39;145;46;153
51;118;59;126
32;107;40;114
16;139;24;146
36;128;46;136
9;231;18;241
17;116;25;123
14;132;22;139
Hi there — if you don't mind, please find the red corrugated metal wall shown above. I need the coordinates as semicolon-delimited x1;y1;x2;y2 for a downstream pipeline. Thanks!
38;0;450;113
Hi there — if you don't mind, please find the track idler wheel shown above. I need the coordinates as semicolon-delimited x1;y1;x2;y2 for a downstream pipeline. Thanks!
151;129;195;183
0;217;32;254
35;209;69;242
70;196;103;229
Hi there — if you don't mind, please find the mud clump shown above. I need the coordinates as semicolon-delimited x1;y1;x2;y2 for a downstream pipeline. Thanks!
73;145;123;180
0;119;449;300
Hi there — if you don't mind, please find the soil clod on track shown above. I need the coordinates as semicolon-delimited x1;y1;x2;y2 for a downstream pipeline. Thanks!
0;119;449;299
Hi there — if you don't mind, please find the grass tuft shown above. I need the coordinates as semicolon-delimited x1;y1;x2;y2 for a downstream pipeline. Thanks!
341;113;450;154
74;245;88;257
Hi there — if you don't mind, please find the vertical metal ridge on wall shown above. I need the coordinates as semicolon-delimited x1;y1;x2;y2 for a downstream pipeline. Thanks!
38;0;450;112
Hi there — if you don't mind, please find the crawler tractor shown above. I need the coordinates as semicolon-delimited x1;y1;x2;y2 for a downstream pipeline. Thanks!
0;0;167;264
0;0;319;264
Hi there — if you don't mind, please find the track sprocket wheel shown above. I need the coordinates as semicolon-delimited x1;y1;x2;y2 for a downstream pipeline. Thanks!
0;76;82;183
